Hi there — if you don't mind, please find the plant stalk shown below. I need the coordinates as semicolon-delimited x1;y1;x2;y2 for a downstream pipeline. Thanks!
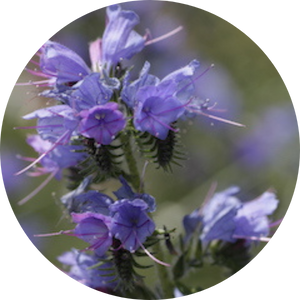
120;131;174;299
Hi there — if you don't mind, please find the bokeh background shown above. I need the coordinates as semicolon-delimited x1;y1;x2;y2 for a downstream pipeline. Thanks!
1;0;299;292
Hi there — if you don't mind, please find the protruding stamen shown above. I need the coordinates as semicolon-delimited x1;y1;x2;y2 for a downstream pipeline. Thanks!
15;130;69;176
139;241;171;267
145;26;183;46
187;108;245;127
18;170;58;205
233;234;271;242
34;229;74;237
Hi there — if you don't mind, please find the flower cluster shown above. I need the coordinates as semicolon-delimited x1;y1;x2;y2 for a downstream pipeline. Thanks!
62;176;156;254
17;4;241;205
183;187;279;243
15;3;282;299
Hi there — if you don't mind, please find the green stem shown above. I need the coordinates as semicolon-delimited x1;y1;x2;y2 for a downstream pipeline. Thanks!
119;131;141;192
120;130;174;299
152;241;175;299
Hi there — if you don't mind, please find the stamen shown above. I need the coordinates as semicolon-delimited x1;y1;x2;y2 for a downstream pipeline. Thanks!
148;112;179;132
138;241;171;267
15;130;70;176
34;229;74;237
269;218;283;228
18;170;58;205
187;108;245;127
233;234;271;242
145;26;183;46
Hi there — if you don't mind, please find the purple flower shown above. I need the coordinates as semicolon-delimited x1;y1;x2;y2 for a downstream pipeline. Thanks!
78;102;126;145
183;187;279;244
58;249;117;290
101;5;145;69
60;176;114;215
26;134;86;179
68;73;118;111
121;60;200;139
200;187;241;242
110;199;155;252
23;105;80;143
233;191;279;239
24;41;90;88
71;212;112;256
113;176;156;212
133;81;185;139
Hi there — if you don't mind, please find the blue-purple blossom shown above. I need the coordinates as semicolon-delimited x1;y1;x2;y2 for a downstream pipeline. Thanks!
62;176;124;215
233;191;279;239
101;5;145;69
110;199;155;252
113;176;156;212
58;249;117;291
200;187;241;242
133;81;185;139
68;73;118;111
183;187;279;243
26;134;86;179
79;102;126;145
38;41;90;86
121;60;200;139
71;212;112;256
23;105;80;143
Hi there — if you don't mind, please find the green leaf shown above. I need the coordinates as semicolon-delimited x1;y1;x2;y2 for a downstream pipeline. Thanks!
211;240;251;274
173;253;186;280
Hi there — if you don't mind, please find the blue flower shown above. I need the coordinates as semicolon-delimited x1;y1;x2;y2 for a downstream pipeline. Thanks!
233;191;279;240
200;187;241;242
71;212;112;256
110;199;155;252
58;249;117;290
133;81;185;139
102;5;145;69
113;176;156;212
68;73;119;112
23;105;80;143
121;60;200;139
61;179;114;215
183;187;279;243
38;41;90;86
26;134;86;179
78;102;126;145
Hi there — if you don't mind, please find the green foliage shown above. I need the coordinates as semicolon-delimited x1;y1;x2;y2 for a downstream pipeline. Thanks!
69;138;125;188
211;240;251;274
136;123;186;172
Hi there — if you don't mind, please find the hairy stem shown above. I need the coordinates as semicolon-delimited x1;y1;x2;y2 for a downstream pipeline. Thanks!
120;131;173;299
120;131;142;192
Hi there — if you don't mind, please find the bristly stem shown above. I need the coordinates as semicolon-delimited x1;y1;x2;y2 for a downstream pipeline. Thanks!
119;130;142;192
120;130;174;299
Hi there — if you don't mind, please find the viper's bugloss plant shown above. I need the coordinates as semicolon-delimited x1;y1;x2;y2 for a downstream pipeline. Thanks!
15;4;282;299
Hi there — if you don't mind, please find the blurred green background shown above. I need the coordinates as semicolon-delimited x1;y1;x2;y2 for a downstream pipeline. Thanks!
1;0;299;292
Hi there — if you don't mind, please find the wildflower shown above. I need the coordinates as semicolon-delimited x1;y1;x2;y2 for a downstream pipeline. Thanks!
101;5;145;70
113;176;156;212
110;199;155;252
200;187;241;242
26;134;86;176
23;41;90;88
22;105;80;143
17;135;87;205
78;102;126;145
71;212;112;256
68;73;118;111
233;191;279;240
183;186;279;243
58;249;117;291
121;60;200;139
61;184;114;215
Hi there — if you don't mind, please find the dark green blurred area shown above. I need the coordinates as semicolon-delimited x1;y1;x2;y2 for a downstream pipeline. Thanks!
1;0;298;292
